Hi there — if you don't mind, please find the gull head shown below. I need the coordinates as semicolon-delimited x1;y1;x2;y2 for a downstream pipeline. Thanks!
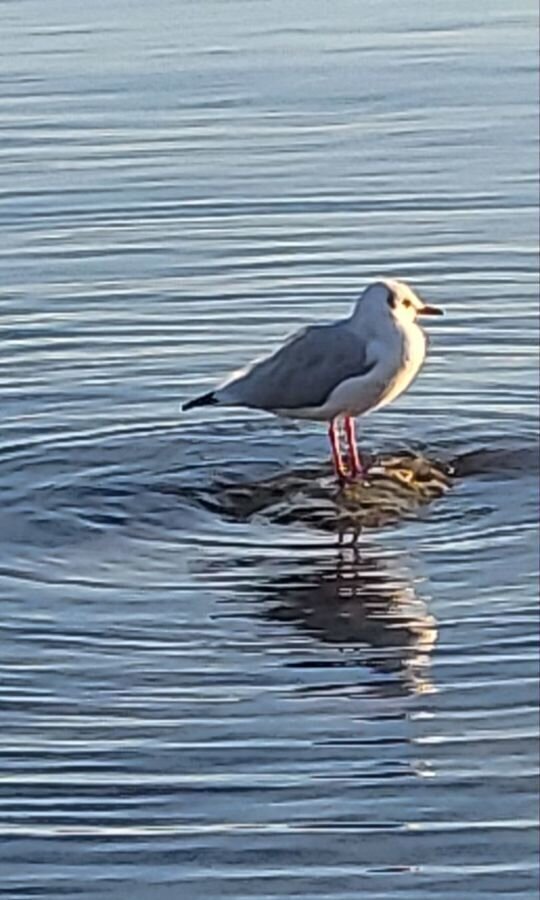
356;279;443;326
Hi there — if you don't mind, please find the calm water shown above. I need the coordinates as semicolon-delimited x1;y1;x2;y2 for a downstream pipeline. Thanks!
1;1;539;898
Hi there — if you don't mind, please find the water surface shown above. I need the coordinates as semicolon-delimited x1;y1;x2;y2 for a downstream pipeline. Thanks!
1;1;538;898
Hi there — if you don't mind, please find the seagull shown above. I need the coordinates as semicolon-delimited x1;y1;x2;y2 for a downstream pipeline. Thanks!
182;279;443;481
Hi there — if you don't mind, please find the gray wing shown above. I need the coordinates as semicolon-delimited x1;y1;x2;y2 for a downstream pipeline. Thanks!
220;321;372;410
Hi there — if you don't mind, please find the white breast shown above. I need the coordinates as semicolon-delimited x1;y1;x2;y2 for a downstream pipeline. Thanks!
374;321;427;411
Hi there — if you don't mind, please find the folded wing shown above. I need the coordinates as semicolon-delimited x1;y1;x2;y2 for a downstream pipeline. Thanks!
218;321;373;411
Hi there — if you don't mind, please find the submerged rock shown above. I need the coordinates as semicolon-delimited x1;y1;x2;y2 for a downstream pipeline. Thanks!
199;451;454;533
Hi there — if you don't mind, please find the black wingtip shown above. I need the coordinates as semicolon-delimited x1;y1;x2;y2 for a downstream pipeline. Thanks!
182;391;218;412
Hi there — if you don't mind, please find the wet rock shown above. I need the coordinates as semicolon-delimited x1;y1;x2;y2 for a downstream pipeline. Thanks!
199;451;454;532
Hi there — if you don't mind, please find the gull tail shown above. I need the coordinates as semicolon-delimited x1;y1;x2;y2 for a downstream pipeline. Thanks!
182;390;219;412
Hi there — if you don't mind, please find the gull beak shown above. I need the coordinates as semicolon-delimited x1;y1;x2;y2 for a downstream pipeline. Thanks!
418;304;443;316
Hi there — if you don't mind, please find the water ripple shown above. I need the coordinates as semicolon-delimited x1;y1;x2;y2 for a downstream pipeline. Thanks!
0;1;538;898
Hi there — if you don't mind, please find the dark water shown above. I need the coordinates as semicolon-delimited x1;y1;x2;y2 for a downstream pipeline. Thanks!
1;1;539;897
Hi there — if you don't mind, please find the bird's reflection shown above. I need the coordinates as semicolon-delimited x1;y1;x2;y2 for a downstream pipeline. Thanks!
258;544;437;696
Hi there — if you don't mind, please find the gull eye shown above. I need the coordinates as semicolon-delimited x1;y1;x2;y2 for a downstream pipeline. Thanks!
403;299;412;308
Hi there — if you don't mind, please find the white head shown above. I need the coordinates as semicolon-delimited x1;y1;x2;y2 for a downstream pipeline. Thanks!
353;278;443;326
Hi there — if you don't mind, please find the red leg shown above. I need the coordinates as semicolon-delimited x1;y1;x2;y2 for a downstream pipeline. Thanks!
328;419;349;481
344;416;364;479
